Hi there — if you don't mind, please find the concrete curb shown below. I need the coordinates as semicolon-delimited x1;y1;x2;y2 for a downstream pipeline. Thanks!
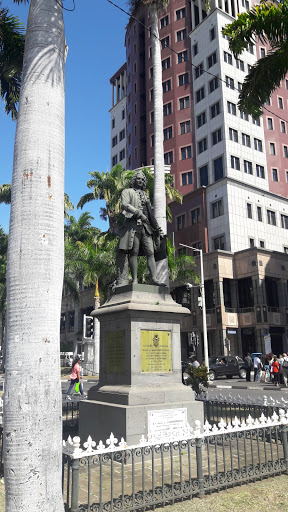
208;383;286;391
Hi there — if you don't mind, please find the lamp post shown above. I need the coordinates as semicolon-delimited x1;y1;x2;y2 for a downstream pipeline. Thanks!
179;243;209;371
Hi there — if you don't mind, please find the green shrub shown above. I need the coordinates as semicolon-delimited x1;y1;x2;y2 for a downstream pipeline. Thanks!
185;364;209;395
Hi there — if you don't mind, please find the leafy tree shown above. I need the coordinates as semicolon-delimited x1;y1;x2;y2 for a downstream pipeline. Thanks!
185;364;209;395
167;239;199;286
78;165;182;230
222;0;288;117
0;1;25;119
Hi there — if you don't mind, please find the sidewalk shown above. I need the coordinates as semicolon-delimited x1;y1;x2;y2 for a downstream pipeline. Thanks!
208;378;288;391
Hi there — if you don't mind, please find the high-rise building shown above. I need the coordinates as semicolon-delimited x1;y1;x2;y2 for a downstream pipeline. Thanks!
108;0;288;357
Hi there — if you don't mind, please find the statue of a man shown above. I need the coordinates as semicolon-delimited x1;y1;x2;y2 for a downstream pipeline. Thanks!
116;170;166;286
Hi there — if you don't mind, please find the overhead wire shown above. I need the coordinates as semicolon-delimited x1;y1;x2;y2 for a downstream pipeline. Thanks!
105;0;288;125
55;0;76;12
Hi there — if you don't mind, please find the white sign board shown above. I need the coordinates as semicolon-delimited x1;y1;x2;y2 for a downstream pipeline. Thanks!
264;333;271;354
147;408;192;443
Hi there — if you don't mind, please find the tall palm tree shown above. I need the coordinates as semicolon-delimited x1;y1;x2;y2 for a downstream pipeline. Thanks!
223;0;288;117
128;0;169;284
78;165;182;230
0;182;74;218
0;1;25;119
5;1;66;511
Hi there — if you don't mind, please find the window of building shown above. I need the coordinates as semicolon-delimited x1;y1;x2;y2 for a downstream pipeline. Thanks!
225;75;234;89
210;26;216;40
247;64;252;74
210;101;220;118
180;120;191;134
284;247;288;254
272;168;278;181
182;171;192;186
112;118;115;129
212;128;222;146
134;147;137;159
181;145;192;159
257;206;262;222
191;207;200;224
286;170;288;183
284;145;288;158
198;138;207;154
267;209;276;226
163;102;172;116
197;111;206;128
214;156;224;181
209;77;219;93
176;7;186;20
176;29;187;41
266;97;271;106
119;129;125;141
212;199;223;218
278;97;284;109
161;35;170;49
249;238;255;248
112;155;117;166
281;214;288;229
244;160;252;174
177;214;185;230
281;121;286;133
178;50;188;64
248;44;254;54
160;15;169;28
196;87;205;103
242;0;249;9
242;133;251;147
267;117;273;130
163;126;173;140
224;51;232;64
256;165;265;178
260;240;265;248
195;62;204;79
252;117;261;126
231;155;240;170
162;79;171;93
213;235;225;250
179;96;190;110
260;47;265;58
112;135;117;147
128;133;131;145
162;57;171;71
240;111;249;121
150;111;154;124
199;164;208;186
270;142;276;155
150;89;154;101
207;51;217;68
247;203;252;219
151;134;154;147
254;138;263;151
236;58;245;71
229;128;238;142
178;72;189;86
227;101;236;115
119;149;125;161
193;43;198;56
164;151;173;164
238;82;243;91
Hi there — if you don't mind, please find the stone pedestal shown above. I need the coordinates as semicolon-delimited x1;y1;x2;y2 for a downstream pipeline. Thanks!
79;284;203;445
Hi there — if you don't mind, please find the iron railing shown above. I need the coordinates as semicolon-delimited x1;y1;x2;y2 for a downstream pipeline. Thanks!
62;410;288;512
62;399;79;436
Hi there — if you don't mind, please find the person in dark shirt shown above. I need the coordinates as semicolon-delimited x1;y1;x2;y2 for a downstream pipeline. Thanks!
244;353;253;381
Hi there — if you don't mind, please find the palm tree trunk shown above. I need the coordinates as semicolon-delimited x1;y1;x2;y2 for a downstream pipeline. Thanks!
150;4;169;286
5;1;65;511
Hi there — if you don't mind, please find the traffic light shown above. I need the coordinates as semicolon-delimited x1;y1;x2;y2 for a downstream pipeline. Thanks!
83;314;94;338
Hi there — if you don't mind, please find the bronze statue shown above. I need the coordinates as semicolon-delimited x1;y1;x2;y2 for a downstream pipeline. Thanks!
116;170;167;287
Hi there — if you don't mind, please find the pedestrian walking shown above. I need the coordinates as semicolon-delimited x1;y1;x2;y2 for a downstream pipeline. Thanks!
66;355;87;400
271;357;280;387
244;353;253;381
253;355;261;382
264;355;271;383
281;353;288;387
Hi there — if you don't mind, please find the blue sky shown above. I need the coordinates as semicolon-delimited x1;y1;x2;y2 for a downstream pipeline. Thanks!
0;0;130;232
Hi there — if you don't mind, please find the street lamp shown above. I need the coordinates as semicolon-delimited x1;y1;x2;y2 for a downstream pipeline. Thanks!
179;243;209;371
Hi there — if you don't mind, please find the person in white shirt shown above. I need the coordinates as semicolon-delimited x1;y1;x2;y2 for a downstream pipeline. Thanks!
281;352;288;387
253;356;261;382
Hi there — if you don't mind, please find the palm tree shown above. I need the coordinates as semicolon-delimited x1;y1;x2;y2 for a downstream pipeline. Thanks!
0;2;25;119
78;165;182;230
128;0;169;284
167;239;199;286
5;1;66;511
0;182;74;218
222;0;288;117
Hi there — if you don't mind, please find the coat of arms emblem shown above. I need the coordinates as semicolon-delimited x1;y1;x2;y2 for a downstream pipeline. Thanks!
153;334;159;347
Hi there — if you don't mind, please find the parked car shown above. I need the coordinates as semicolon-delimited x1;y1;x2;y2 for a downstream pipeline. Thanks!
60;352;73;367
208;356;246;381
